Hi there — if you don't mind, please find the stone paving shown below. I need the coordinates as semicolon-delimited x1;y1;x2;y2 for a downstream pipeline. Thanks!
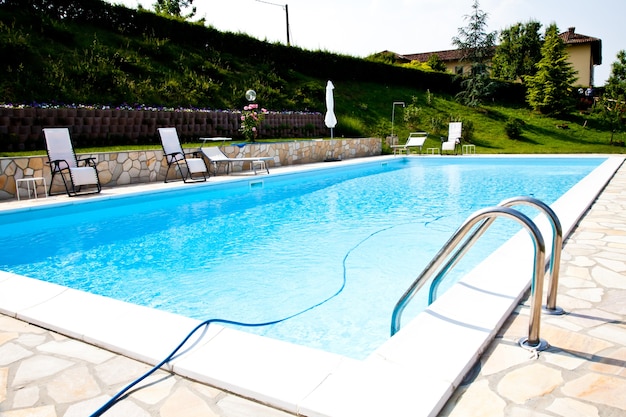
439;163;626;417
0;314;295;417
1;161;626;417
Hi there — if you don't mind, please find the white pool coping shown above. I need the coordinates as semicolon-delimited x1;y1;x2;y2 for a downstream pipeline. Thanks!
0;154;623;417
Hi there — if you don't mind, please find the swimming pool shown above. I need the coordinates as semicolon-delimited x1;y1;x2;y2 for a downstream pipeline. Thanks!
0;156;606;359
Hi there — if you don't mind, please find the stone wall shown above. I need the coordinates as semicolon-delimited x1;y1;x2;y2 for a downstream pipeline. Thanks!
0;138;381;200
0;107;327;151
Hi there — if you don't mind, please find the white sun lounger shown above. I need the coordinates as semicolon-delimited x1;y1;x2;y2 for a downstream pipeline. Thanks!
158;127;209;183
442;122;462;154
43;127;102;197
391;132;429;155
200;143;272;175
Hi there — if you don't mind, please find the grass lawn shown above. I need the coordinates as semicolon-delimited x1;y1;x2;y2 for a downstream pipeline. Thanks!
2;90;625;157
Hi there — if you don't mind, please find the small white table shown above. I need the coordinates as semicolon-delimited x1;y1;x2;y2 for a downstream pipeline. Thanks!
250;159;272;174
462;144;476;155
16;177;48;200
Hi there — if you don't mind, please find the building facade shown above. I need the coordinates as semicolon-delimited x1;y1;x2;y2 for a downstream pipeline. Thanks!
395;27;602;87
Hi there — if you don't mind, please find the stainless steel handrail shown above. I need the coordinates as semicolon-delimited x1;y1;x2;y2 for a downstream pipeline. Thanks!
428;196;564;314
390;205;549;350
500;197;563;314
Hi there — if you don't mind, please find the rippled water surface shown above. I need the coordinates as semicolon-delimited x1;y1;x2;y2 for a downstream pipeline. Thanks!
0;157;604;359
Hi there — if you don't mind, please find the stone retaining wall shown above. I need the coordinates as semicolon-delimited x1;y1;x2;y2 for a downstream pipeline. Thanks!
0;138;381;200
0;107;327;151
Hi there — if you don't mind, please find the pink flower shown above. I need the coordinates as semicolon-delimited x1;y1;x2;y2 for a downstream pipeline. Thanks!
240;116;245;121
252;127;257;132
244;105;250;111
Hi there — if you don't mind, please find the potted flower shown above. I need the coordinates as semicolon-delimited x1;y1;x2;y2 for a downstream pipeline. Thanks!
240;103;268;142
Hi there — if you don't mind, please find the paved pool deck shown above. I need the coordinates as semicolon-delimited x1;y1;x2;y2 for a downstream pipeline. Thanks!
438;157;626;417
1;155;625;416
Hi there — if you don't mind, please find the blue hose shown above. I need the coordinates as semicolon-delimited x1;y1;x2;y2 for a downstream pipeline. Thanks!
89;219;442;416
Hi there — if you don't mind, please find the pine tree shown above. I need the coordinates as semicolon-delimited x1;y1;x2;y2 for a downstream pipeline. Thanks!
525;24;577;115
451;0;497;107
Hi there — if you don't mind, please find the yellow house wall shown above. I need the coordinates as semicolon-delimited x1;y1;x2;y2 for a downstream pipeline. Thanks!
566;44;593;87
445;61;468;75
439;44;594;86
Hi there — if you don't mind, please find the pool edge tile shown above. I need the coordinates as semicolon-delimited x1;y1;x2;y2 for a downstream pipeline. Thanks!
9;279;218;366
1;155;623;417
171;326;350;414
0;272;67;317
299;358;453;417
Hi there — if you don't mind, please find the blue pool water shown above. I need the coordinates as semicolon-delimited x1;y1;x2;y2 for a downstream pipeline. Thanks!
0;157;604;359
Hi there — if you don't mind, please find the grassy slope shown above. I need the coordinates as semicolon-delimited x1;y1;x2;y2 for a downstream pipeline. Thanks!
335;81;624;154
1;5;624;156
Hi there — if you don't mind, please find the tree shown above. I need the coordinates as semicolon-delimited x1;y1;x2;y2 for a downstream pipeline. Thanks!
605;50;626;99
525;24;577;115
451;0;497;106
153;0;196;19
366;51;400;65
427;54;447;72
492;21;543;82
597;50;626;143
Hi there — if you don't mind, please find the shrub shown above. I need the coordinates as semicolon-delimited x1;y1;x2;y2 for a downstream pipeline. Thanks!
403;96;422;130
461;119;475;143
240;103;267;142
430;117;445;136
505;118;524;139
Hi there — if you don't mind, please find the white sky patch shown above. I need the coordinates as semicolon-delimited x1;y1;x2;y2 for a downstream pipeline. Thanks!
106;0;624;85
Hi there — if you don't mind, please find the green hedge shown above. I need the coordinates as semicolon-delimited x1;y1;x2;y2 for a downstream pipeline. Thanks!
0;0;526;119
0;0;463;98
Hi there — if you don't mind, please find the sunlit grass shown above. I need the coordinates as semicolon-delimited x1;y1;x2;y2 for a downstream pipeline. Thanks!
2;85;625;157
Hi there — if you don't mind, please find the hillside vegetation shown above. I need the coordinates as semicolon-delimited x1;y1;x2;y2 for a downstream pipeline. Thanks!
0;0;623;154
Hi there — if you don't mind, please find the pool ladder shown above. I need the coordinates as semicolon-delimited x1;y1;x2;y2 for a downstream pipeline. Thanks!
390;196;564;351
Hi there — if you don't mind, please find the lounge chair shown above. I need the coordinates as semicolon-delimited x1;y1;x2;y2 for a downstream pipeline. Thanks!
158;127;208;183
200;145;272;175
43;127;102;197
442;122;462;154
391;132;428;155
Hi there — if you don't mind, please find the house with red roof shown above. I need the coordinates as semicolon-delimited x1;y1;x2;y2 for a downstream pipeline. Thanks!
393;27;602;87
